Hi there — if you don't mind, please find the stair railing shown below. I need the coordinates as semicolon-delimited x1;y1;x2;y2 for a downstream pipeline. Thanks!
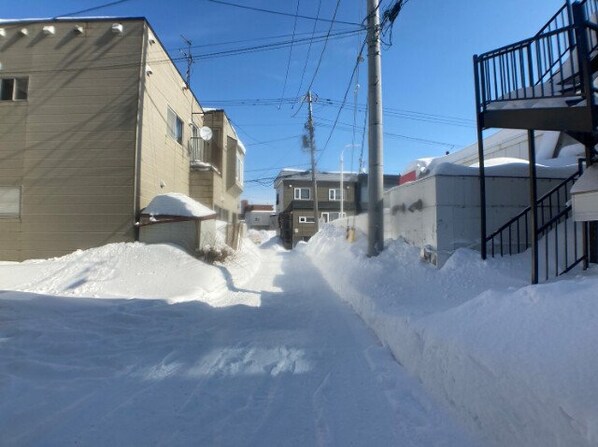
485;161;587;280
475;0;598;112
477;26;578;110
485;164;582;256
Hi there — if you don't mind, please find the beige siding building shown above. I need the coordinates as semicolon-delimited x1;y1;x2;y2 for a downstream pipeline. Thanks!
189;109;244;221
0;18;244;261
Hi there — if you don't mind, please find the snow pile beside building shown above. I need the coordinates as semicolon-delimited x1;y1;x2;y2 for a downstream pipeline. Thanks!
0;240;261;305
303;224;598;447
143;192;216;218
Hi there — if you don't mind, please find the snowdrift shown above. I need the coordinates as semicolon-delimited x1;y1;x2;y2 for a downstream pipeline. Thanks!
0;240;261;306
304;224;598;447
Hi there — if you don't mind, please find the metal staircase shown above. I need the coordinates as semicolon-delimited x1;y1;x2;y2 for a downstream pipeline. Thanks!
474;0;598;283
485;161;588;281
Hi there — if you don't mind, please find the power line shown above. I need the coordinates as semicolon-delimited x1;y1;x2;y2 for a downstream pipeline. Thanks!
293;0;323;108
205;0;364;27
279;0;302;109
1;29;362;75
316;119;460;148
245;135;303;147
56;0;135;18
306;0;343;93
317;35;368;162
170;27;356;52
319;99;475;127
202;97;474;128
245;163;311;174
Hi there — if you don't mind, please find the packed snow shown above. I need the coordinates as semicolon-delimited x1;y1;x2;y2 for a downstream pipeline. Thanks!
303;224;598;447
1;226;596;446
0;236;476;446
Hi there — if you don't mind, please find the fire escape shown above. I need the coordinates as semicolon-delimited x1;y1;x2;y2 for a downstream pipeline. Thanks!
474;0;598;283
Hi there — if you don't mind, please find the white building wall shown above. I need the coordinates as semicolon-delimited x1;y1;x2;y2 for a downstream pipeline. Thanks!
386;174;570;267
246;211;274;229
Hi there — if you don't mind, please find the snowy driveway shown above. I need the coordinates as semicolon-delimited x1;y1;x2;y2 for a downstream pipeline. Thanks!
0;241;475;446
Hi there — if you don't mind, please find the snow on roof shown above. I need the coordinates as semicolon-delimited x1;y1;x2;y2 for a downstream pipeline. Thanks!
428;160;578;178
237;139;246;154
0;16;139;24
276;170;359;183
142;193;216;218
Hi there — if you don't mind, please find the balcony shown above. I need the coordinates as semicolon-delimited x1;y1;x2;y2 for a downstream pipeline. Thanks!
189;137;221;172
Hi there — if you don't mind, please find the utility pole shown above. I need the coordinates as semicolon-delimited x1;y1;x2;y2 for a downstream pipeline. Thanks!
367;0;384;256
306;91;319;232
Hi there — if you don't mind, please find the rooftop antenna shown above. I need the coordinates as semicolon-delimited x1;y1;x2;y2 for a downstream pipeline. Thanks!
180;35;193;88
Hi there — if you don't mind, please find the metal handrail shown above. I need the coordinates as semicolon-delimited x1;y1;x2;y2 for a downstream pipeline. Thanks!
485;167;582;255
478;26;574;60
475;0;598;110
536;1;571;36
485;163;587;280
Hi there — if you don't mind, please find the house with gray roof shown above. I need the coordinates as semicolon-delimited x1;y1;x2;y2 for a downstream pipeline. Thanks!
274;169;359;248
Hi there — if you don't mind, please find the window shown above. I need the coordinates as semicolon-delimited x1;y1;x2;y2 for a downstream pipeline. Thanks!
0;78;28;101
0;186;21;217
321;211;346;223
236;152;244;184
298;216;315;224
294;187;311;200
329;188;341;201
167;107;183;144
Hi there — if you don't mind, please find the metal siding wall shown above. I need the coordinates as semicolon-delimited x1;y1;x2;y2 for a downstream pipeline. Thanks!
0;20;145;260
138;26;198;209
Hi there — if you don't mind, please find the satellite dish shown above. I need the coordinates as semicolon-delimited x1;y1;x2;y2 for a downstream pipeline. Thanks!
199;126;213;141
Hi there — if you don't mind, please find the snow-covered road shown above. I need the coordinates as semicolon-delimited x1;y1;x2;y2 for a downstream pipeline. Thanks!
0;241;476;446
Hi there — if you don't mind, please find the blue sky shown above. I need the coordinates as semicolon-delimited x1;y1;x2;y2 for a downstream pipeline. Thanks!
4;0;565;203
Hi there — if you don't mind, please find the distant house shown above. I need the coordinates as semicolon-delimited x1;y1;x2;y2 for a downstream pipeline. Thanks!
0;18;244;261
243;204;275;230
274;170;359;248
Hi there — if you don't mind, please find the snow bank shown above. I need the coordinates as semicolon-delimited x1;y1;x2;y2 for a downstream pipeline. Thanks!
303;225;598;447
0;240;261;306
143;193;216;218
247;229;277;245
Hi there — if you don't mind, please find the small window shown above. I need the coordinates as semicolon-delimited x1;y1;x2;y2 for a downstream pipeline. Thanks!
298;216;315;224
0;78;28;101
0;186;21;217
321;211;346;223
15;78;28;100
294;187;311;200
167;107;183;144
329;188;341;201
